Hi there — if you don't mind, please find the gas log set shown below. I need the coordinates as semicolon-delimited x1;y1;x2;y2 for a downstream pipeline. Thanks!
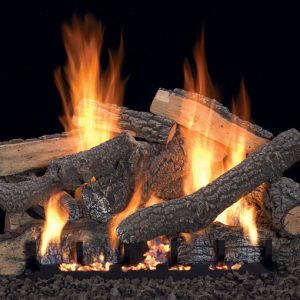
0;15;300;283
0;88;300;279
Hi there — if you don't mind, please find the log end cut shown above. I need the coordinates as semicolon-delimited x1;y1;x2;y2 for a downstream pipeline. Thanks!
283;206;300;236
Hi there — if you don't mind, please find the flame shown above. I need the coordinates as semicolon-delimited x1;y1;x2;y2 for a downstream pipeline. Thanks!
40;192;69;256
182;35;258;245
109;183;143;249
59;252;112;272
55;14;125;152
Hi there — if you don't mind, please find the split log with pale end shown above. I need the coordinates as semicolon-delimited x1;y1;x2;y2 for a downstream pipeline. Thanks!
117;128;300;243
266;177;300;237
150;88;272;155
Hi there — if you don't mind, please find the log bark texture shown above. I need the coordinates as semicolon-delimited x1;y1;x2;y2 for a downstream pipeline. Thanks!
0;132;139;213
150;88;272;155
73;99;177;145
266;177;300;237
117;129;300;243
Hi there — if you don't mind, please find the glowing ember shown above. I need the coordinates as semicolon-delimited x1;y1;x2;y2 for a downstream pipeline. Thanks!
169;265;191;271
182;34;258;245
40;192;69;256
60;252;111;272
55;14;125;152
209;262;243;271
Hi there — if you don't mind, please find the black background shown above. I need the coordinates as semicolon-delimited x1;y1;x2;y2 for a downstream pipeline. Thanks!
0;1;299;230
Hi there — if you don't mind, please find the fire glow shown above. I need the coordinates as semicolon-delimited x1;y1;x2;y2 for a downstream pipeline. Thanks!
55;14;125;152
60;252;112;272
181;35;258;245
40;192;69;256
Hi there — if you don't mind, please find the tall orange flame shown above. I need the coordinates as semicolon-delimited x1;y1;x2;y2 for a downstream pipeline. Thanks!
182;35;258;245
55;14;125;152
40;192;69;256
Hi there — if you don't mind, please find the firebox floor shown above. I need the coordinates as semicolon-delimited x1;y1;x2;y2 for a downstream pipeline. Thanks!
0;266;299;300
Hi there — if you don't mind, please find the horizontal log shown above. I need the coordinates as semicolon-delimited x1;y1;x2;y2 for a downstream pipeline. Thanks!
150;89;272;155
266;177;300;237
0;133;77;176
117;129;300;243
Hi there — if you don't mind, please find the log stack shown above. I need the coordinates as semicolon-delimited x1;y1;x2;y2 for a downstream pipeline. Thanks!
0;88;299;276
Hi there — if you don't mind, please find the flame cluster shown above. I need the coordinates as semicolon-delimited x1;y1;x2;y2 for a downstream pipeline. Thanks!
182;34;258;245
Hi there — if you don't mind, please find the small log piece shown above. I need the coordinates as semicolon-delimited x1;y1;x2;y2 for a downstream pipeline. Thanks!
150;88;272;155
266;177;300;237
117;129;300;243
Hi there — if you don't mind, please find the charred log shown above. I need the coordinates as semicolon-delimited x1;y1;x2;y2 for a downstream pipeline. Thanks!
117;129;300;243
